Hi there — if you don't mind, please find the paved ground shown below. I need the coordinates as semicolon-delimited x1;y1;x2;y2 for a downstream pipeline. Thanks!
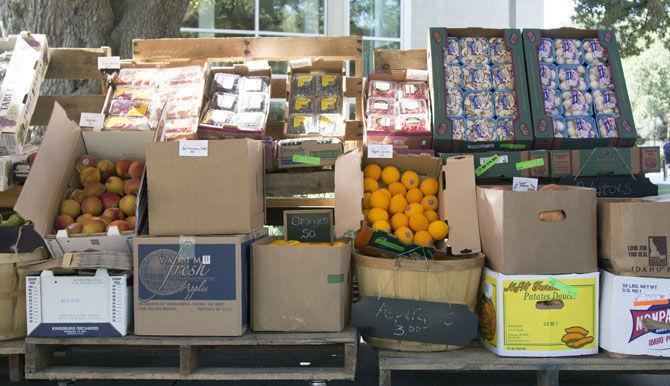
1;342;669;386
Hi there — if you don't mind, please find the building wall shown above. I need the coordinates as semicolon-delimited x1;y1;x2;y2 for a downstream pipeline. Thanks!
409;0;544;48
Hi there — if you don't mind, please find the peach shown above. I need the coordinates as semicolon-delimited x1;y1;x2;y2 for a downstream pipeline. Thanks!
81;217;106;234
102;207;124;222
107;220;130;232
99;215;112;226
83;182;106;198
60;199;81;218
69;189;85;203
79;167;101;185
81;197;103;216
75;155;97;172
119;194;136;217
66;222;82;235
101;192;120;209
128;161;144;178
125;216;136;230
54;214;74;230
105;176;124;195
115;159;131;179
124;177;140;195
96;159;116;179
76;213;93;225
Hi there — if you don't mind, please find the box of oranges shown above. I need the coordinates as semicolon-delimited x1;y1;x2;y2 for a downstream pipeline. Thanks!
333;150;480;256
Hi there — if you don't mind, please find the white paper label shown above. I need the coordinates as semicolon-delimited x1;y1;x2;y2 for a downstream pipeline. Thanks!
480;155;508;165
97;56;121;70
179;140;208;157
245;59;269;71
289;57;313;69
79;113;105;130
512;177;538;192
367;143;393;159
405;69;429;81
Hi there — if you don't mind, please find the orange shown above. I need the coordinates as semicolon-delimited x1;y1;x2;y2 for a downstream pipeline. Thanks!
364;163;382;181
362;192;372;209
370;190;390;210
367;208;389;223
428;221;449;240
389;195;408;215
405;188;424;204
424;209;439;223
363;177;378;192
421;195;439;211
372;220;391;232
390;213;408;230
270;239;287;246
405;202;423;217
332;240;347;247
377;188;392;198
388;181;407;196
414;230;433;247
401;170;420;189
394;226;413;244
420;177;439;196
287;240;301;246
408;213;429;232
381;166;400;185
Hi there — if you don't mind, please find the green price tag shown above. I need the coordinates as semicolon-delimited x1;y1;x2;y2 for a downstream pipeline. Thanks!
475;154;500;176
548;277;579;298
327;273;344;284
292;154;321;165
499;143;526;150
516;158;545;171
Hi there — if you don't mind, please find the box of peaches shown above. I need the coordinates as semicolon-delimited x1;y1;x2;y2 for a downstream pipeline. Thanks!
15;103;144;257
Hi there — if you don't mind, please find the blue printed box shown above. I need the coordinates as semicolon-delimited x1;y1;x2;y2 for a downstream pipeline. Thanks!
133;229;267;336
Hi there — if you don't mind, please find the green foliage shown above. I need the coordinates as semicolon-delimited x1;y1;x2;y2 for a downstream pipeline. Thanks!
572;0;670;57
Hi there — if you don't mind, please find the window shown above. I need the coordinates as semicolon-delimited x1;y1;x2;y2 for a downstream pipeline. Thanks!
349;0;402;73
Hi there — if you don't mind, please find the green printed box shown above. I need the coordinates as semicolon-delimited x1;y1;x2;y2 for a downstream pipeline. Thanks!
440;150;549;179
427;28;534;152
549;147;659;178
522;28;636;149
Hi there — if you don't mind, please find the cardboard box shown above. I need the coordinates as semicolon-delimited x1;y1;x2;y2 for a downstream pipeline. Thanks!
251;237;351;332
427;28;533;152
477;185;597;274
600;270;670;357
550;147;660;178
522;28;636;149
197;63;271;138
134;229;266;336
479;268;599;357
440;150;550;179
26;269;131;337
364;69;433;150
145;138;264;236
284;59;346;138
334;151;481;255
276;138;343;169
0;32;49;155
598;196;670;277
14;104;152;258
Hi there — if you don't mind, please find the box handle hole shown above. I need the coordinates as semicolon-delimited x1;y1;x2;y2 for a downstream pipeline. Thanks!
538;210;566;222
535;300;564;310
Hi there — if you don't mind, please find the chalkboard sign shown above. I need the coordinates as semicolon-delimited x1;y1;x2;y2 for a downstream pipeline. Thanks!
558;176;658;198
284;209;333;243
351;296;478;345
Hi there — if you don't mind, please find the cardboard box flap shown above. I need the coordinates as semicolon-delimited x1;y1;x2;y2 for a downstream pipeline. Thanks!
334;150;364;237
441;155;481;254
15;103;85;237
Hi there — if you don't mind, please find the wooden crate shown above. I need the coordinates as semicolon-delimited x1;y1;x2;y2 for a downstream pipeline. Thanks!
0;339;25;382
25;328;358;381
265;170;336;226
378;345;670;386
373;49;427;70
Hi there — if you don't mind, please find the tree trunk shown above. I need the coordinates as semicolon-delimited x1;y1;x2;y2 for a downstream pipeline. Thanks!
0;0;189;94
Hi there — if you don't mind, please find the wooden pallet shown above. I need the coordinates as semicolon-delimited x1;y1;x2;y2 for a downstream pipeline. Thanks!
378;345;670;386
25;328;358;381
373;49;427;70
0;339;25;382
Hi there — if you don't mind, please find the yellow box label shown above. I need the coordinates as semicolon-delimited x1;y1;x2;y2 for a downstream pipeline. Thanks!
501;276;597;352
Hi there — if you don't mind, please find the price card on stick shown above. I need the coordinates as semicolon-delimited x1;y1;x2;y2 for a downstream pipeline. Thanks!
284;209;333;243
